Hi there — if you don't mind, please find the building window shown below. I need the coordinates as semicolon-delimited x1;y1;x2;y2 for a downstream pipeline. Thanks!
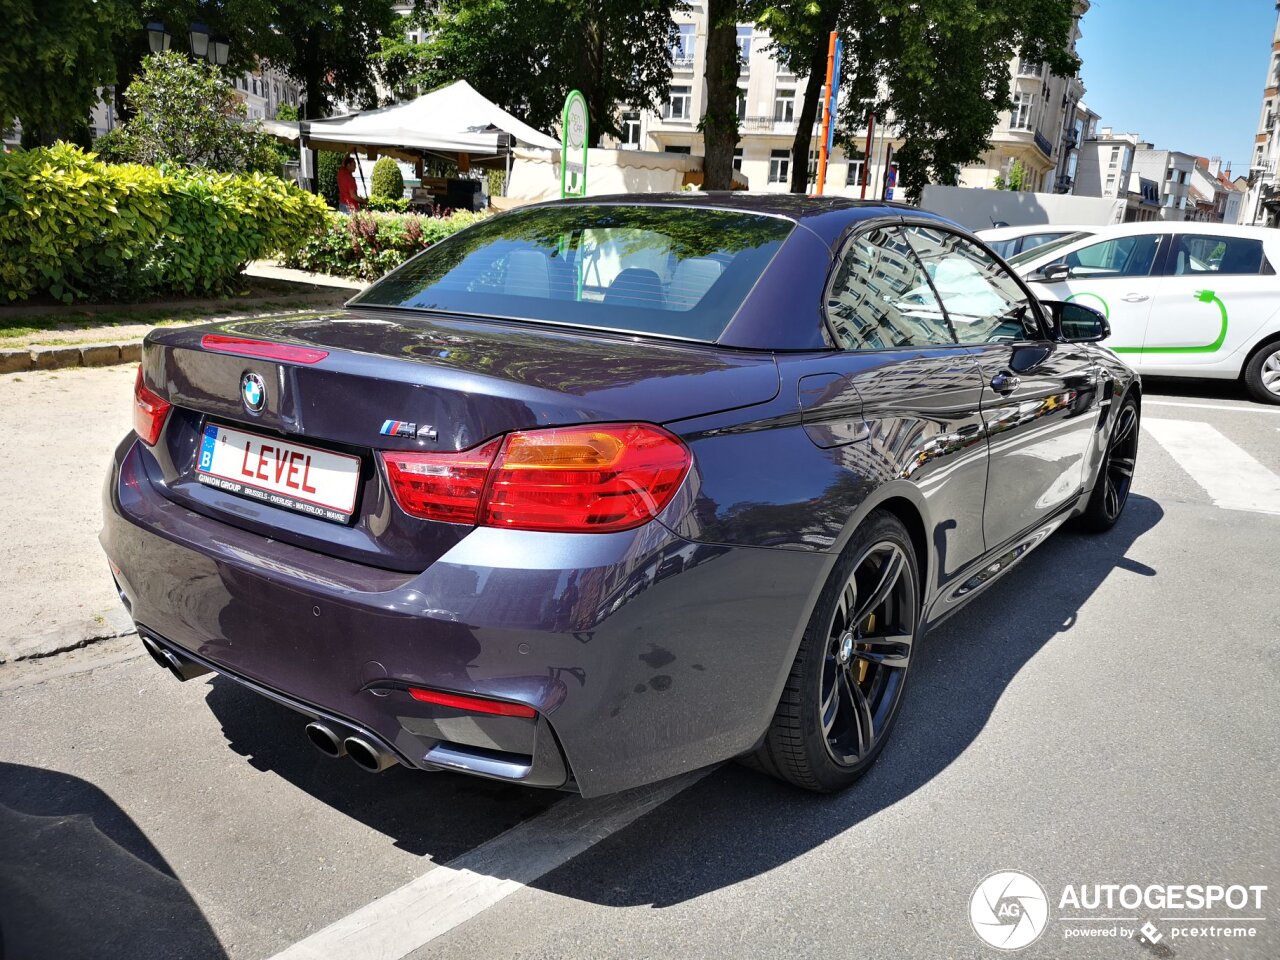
664;145;692;155
732;147;743;172
1105;175;1116;194
768;149;790;184
672;23;695;66
846;157;866;186
736;26;752;64
773;88;795;123
1010;92;1034;131
736;87;747;121
621;111;641;149
665;85;692;120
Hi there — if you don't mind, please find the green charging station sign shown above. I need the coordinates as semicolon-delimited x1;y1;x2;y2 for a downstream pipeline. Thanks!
561;90;588;199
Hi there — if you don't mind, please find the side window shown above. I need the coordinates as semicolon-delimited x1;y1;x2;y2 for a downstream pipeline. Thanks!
1170;235;1266;275
904;225;1040;344
826;226;954;351
1060;234;1160;279
985;238;1017;259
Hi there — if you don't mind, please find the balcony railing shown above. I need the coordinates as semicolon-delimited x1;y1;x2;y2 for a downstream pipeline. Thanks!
1034;130;1053;157
672;53;694;69
1017;60;1044;77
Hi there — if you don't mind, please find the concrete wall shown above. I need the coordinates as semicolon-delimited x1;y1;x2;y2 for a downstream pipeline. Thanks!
918;185;1126;229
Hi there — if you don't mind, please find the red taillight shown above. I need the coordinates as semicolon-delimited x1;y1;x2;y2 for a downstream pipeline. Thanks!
409;687;537;718
381;423;690;533
201;334;329;365
382;439;501;524
483;424;691;533
133;366;171;446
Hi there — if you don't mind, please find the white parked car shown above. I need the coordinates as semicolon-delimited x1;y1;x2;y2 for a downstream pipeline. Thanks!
975;224;1099;260
1009;222;1280;405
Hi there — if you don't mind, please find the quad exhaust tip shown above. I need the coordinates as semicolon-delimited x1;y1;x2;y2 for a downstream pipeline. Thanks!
304;722;347;759
344;735;397;773
140;635;211;683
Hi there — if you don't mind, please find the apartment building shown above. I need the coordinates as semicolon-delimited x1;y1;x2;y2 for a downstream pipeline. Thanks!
1243;2;1280;226
609;2;1089;198
1128;145;1197;221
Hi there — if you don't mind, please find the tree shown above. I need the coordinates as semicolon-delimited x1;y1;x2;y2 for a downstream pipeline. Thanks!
377;0;678;145
719;0;1079;197
754;0;842;193
121;52;271;172
0;0;134;144
835;0;1079;199
700;0;742;190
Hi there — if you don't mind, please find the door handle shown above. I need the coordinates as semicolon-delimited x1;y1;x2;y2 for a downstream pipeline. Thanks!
990;372;1020;394
1120;293;1149;302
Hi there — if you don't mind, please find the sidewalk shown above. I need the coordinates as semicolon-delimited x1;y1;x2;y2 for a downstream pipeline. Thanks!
0;265;367;376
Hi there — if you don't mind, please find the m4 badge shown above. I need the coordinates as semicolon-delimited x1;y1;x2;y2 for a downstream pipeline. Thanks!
379;420;438;441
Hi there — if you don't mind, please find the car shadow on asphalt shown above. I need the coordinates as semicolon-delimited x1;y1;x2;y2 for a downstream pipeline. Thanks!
0;762;228;960
201;495;1163;907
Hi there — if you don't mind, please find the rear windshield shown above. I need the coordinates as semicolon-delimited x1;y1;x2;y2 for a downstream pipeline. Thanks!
351;204;794;341
1006;231;1089;268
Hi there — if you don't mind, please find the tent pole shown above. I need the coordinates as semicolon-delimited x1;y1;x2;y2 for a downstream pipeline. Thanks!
355;154;368;202
505;145;512;197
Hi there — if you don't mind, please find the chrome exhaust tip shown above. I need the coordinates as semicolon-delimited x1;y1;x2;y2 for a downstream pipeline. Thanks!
140;635;211;682
304;721;348;759
344;735;397;773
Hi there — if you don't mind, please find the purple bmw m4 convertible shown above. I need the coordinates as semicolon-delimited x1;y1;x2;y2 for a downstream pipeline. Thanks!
102;195;1139;796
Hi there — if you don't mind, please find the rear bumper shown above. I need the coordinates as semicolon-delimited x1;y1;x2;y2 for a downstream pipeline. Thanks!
102;437;828;796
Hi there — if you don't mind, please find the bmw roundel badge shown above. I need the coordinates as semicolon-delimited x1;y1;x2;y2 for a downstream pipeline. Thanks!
241;372;267;413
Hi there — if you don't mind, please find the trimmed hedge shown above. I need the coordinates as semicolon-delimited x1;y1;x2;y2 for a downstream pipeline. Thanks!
285;209;486;281
0;143;329;302
370;157;404;200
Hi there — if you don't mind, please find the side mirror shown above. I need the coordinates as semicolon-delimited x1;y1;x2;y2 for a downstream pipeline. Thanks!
1041;300;1110;343
1030;262;1071;282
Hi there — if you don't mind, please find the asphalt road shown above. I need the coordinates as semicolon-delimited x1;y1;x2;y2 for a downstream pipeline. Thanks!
0;366;1277;960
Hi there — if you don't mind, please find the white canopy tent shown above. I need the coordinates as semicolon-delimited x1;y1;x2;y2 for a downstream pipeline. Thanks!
263;80;559;165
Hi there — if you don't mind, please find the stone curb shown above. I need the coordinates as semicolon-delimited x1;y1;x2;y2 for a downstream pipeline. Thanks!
1;340;147;375
0;606;137;665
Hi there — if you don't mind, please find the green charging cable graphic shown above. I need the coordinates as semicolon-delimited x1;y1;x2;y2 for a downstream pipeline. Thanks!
1067;289;1228;355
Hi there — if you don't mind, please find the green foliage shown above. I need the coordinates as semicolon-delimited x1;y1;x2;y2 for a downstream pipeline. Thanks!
91;128;136;164
123;52;272;172
832;0;1080;199
370;157;405;200
256;0;402;117
316;151;344;209
275;103;300;122
285;210;485;280
0;143;328;303
367;195;411;213
994;159;1029;191
377;0;677;143
0;0;133;144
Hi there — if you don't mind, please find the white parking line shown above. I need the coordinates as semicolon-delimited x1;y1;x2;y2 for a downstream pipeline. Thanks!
268;767;714;960
1143;419;1280;515
1146;399;1280;415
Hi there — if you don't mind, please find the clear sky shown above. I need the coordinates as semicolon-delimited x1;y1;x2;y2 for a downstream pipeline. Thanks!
1075;0;1275;176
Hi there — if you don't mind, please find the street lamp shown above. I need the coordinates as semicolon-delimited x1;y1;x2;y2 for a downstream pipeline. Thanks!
209;39;230;67
188;22;210;60
145;21;171;54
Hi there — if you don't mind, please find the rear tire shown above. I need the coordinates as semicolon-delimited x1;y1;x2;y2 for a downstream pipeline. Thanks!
746;510;919;792
1243;340;1280;406
1078;394;1139;533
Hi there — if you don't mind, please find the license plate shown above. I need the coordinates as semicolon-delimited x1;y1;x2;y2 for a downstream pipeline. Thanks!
196;424;360;523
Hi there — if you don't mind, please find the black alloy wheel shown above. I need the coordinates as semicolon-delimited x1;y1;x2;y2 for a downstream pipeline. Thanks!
748;510;919;792
1080;394;1139;533
820;541;915;767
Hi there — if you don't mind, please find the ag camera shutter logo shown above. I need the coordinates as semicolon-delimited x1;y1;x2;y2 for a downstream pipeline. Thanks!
969;870;1049;950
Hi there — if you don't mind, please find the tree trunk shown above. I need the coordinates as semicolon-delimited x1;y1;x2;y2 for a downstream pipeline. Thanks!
788;35;832;193
701;0;741;191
